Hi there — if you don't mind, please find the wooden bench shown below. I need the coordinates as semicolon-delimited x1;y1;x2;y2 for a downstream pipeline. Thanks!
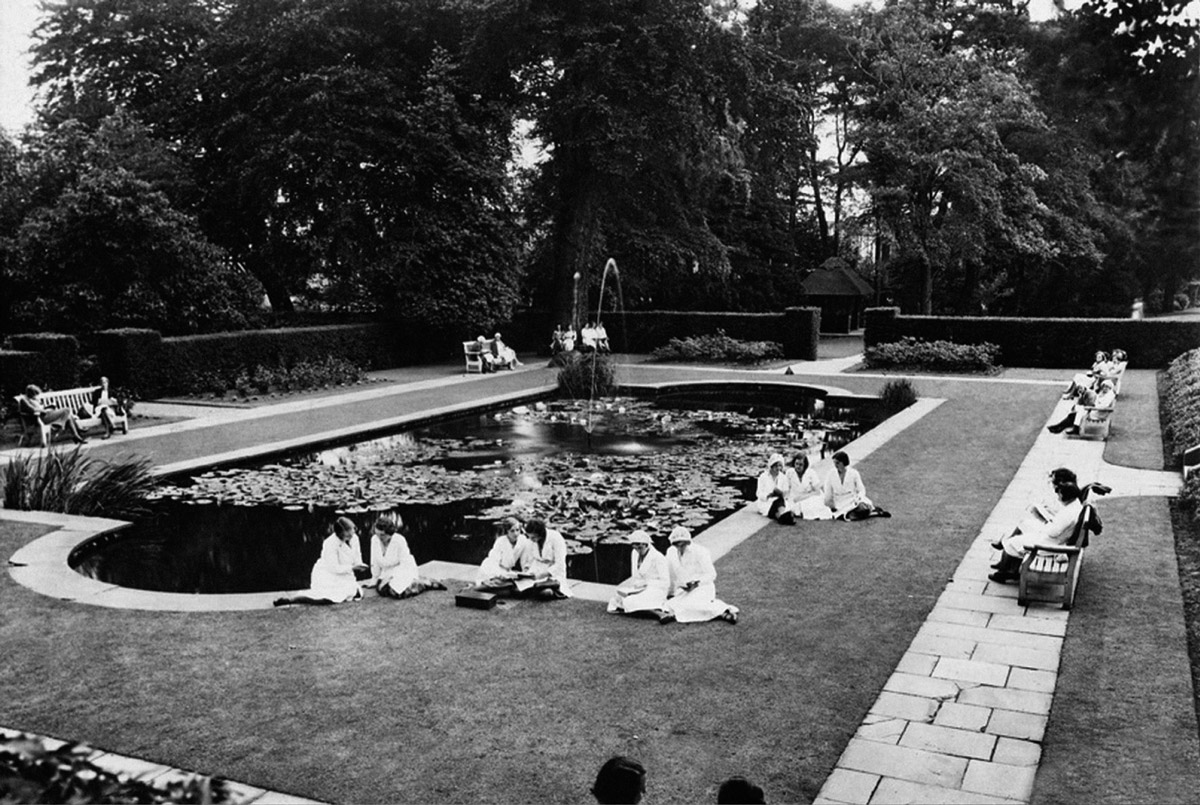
1072;405;1114;440
1184;444;1200;482
1018;502;1099;610
463;340;486;373
13;386;129;447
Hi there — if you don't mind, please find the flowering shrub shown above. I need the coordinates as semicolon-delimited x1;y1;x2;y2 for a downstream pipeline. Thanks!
651;330;784;364
864;337;1000;372
226;356;365;397
0;734;235;803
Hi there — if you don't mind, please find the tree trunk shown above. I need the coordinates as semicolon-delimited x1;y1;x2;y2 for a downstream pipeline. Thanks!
551;185;601;330
919;253;933;314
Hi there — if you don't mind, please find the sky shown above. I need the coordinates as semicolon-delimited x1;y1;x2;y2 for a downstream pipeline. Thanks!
0;0;1079;137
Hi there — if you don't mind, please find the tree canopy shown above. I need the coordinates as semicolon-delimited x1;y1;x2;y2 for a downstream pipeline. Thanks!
0;0;1195;333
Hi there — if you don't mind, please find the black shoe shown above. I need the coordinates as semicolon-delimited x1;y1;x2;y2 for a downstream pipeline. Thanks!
1047;424;1063;434
658;612;676;625
988;572;1017;585
990;540;1003;550
990;562;1005;569
273;598;290;607
722;610;739;625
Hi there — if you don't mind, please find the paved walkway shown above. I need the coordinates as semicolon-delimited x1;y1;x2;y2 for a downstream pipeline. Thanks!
2;350;1191;803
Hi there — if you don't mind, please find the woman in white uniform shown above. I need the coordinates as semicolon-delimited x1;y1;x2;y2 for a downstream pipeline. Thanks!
823;451;886;521
786;453;833;520
275;516;367;606
989;481;1084;584
607;530;670;616
661;527;738;625
370;512;445;599
755;453;796;524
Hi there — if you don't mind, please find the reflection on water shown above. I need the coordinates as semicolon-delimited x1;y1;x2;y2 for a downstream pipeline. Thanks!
74;393;882;593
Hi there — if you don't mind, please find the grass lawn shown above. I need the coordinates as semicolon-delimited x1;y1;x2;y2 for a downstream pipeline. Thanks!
1033;497;1200;803
0;379;1063;803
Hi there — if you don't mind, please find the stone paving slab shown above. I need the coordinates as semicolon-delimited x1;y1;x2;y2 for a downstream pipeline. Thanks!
814;385;1178;805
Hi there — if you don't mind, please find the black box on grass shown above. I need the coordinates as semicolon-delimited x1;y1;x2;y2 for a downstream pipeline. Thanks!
456;589;498;610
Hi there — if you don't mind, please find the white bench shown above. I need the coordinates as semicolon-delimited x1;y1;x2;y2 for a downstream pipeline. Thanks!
463;340;486;373
1184;444;1200;481
14;386;129;447
1073;405;1114;440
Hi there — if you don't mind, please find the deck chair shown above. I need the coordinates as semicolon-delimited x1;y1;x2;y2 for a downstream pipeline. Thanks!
1017;502;1100;610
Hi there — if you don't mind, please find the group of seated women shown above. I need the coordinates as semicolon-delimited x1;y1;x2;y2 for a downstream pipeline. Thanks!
276;512;738;624
1060;349;1126;401
755;450;890;524
550;322;609;355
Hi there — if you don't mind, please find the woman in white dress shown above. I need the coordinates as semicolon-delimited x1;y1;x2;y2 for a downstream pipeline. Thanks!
607;530;670;616
823;451;888;521
370;512;445;599
755;453;796;524
661;527;738;625
275;516;367;606
786;453;833;520
989;481;1084;584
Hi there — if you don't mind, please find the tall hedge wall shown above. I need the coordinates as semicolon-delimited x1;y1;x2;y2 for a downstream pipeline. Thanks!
5;333;81;391
510;308;821;359
864;307;1200;369
0;350;43;401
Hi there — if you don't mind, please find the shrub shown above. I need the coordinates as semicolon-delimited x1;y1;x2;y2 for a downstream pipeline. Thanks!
2;446;155;519
864;336;1000;372
651;330;784;364
879;378;919;414
0;733;235;803
557;352;616;399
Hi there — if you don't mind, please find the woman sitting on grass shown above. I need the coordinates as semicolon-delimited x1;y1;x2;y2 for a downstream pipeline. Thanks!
786;452;833;520
660;527;738;625
755;453;796;525
823;451;890;521
369;512;445;599
607;530;670;618
274;517;369;606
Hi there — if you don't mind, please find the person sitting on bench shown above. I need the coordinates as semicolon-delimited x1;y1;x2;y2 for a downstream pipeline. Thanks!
1047;379;1115;434
988;480;1083;584
21;385;89;444
491;332;522;369
607;530;670;617
87;376;120;439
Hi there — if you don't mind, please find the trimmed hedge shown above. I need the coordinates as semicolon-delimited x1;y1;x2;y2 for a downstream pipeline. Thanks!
1164;348;1200;465
6;333;81;390
865;336;1000;372
652;331;784;363
0;350;42;401
864;307;1200;369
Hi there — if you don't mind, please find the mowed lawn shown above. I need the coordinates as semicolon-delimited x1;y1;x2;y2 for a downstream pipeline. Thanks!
1;378;1055;804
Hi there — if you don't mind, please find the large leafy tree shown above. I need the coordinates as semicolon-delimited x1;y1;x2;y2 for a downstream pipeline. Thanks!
28;0;523;329
508;0;749;323
846;0;1105;314
8;114;262;334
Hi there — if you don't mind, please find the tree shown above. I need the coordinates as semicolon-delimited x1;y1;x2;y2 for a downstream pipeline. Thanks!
8;114;261;334
847;0;1104;314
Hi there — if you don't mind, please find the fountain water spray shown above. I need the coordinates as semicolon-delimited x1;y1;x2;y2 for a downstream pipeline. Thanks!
585;258;622;437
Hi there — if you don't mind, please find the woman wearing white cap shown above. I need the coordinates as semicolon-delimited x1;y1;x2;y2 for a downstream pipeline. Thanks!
661;527;738;624
755;453;797;525
607;530;670;617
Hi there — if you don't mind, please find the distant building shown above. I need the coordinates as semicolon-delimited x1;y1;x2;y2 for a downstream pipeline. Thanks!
801;257;874;333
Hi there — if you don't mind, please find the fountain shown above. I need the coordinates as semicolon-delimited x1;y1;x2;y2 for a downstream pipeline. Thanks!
584;257;622;436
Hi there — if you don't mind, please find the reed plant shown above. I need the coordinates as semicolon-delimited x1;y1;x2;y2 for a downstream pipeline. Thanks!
556;352;616;399
2;446;155;519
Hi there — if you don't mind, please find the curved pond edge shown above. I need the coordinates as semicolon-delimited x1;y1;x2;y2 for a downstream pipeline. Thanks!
6;383;945;611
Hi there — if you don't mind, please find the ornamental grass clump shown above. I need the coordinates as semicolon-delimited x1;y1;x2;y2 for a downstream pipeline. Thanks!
2;445;155;519
651;330;783;364
864;336;999;372
557;352;616;399
879;378;919;414
0;734;234;803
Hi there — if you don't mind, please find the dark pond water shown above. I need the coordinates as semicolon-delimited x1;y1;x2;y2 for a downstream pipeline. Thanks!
72;390;883;593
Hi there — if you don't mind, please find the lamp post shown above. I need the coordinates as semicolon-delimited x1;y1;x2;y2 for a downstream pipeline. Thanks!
572;270;582;333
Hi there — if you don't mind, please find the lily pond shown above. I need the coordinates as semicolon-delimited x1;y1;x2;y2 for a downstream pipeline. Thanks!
72;389;885;592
